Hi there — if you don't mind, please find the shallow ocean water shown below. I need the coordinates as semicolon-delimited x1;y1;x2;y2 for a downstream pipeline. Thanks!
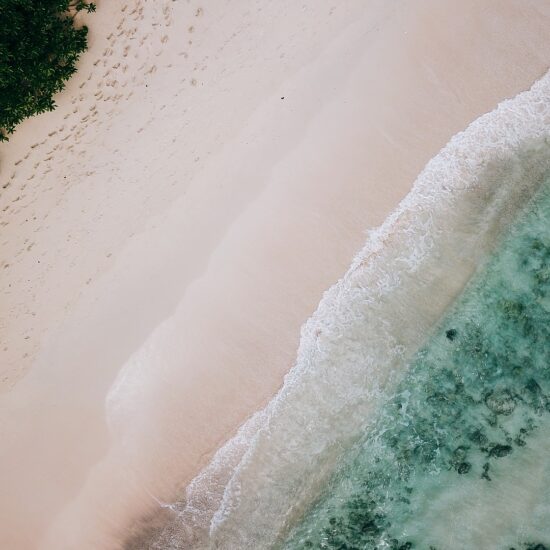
121;71;550;549
133;72;550;550
284;176;550;550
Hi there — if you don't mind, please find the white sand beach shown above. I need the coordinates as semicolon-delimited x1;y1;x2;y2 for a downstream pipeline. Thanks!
1;0;549;548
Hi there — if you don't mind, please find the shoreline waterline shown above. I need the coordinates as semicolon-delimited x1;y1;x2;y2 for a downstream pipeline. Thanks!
133;74;550;549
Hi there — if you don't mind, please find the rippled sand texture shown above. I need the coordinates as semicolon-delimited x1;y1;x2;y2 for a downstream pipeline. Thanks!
1;1;550;549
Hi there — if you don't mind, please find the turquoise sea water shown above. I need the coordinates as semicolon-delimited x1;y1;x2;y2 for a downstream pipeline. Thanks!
283;176;550;550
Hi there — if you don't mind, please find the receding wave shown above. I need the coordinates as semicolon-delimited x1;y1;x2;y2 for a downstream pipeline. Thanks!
125;70;550;549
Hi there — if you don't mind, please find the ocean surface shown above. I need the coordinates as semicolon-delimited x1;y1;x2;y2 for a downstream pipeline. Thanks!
284;174;550;549
123;72;550;549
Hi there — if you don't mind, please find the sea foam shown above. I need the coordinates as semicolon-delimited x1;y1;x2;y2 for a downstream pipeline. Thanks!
135;70;550;549
283;172;550;549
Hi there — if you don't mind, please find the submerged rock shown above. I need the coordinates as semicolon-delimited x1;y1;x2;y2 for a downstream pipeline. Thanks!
445;329;458;341
488;444;513;458
481;462;492;481
468;428;488;446
484;390;516;415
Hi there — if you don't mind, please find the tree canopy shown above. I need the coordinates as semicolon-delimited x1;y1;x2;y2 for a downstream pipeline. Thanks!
0;0;96;141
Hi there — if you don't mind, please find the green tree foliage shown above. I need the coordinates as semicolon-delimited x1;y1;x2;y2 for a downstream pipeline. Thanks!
0;0;96;141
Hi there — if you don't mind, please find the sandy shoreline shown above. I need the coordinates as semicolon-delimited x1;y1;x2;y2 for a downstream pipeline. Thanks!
1;0;550;548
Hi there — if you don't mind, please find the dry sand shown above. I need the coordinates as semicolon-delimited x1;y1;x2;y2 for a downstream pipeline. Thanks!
0;0;549;548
